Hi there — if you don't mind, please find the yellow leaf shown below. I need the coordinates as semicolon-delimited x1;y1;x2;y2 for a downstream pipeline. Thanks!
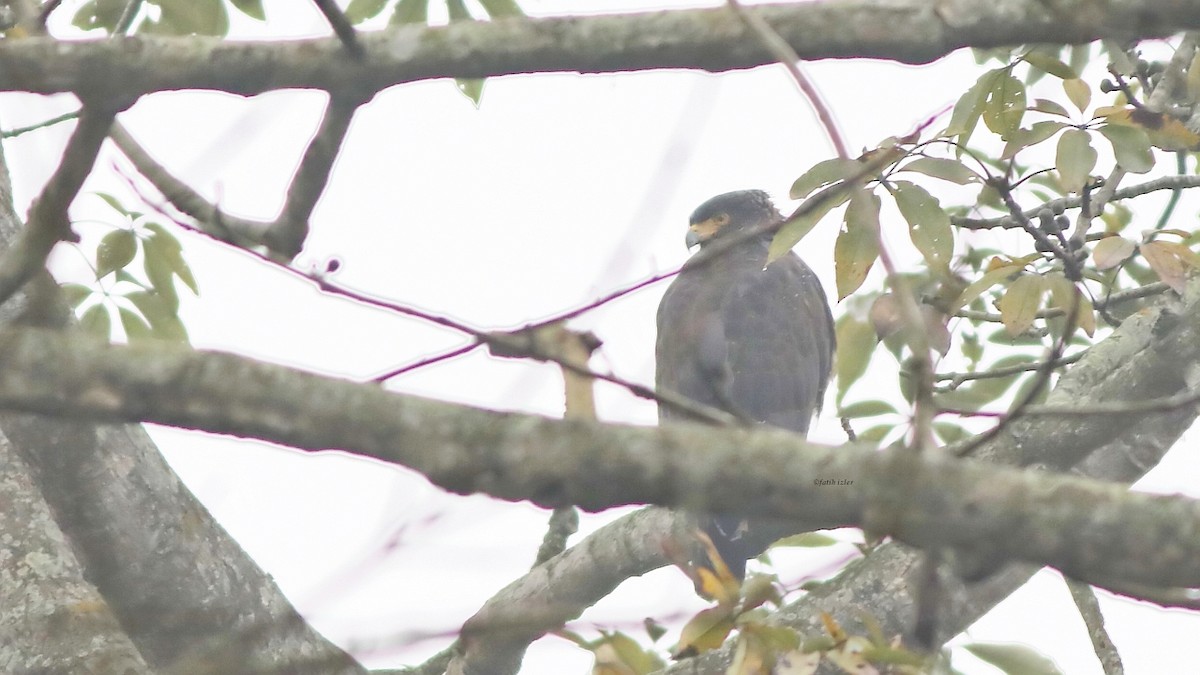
693;529;742;605
1100;107;1200;151
726;634;770;675
1140;241;1197;293
1092;235;1136;270
997;274;1045;336
951;263;1022;313
672;606;737;659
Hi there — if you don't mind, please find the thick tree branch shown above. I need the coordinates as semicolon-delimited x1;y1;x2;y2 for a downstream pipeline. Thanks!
0;434;151;673
1;328;1200;598
0;0;1196;98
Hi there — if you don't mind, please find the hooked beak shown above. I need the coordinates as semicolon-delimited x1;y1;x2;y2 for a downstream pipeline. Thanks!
686;217;724;250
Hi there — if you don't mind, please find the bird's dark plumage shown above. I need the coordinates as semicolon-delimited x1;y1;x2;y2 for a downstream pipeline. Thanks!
656;190;835;581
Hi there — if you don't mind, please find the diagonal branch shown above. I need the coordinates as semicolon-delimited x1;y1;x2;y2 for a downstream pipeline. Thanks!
109;120;271;246
264;94;362;257
0;104;117;306
1;1;1197;98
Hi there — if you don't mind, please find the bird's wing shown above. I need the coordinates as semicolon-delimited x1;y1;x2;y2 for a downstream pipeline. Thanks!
657;251;833;433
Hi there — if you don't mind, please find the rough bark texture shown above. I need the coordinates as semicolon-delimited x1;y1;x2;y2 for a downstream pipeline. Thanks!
0;119;362;672
0;1;1194;98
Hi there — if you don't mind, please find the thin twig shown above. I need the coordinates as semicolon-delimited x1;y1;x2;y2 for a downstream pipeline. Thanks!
954;286;1081;457
725;0;849;159
115;0;144;35
1067;580;1125;675
530;269;680;327
1;110;79;139
110;122;271;246
372;342;481;381
952;282;1168;324
311;0;366;60
0;105;118;306
952;175;1200;230
934;351;1083;387
35;0;65;30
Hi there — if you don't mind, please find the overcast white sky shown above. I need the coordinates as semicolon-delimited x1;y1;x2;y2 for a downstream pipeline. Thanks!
5;1;1200;672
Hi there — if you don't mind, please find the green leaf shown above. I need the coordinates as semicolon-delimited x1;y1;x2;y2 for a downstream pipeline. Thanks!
93;191;132;217
390;0;428;23
126;290;189;343
838;399;896;418
963;643;1062;675
892;181;953;273
346;0;389;23
1022;51;1076;79
60;283;93;308
769;189;851;263
456;78;485;107
478;0;525;18
96;229;138;279
933;422;970;444
997;274;1045;336
1062;78;1091;112
228;0;266;21
80;304;111;339
835;315;878;403
834;190;880;300
144;0;230;36
1099;124;1154;173
856;424;894;443
983;73;1026;137
789;158;862;199
1029;98;1071;118
144;225;199;295
899;157;979;185
72;0;125;31
144;244;179;311
951;263;1022;313
1000;121;1066;160
1055;128;1097;193
118;307;154;343
772;532;839;548
946;69;1001;145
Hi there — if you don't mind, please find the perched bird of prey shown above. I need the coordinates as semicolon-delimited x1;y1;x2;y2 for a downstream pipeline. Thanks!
656;189;835;581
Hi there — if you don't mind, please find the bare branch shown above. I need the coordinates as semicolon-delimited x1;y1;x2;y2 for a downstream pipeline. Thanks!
725;0;849;158
110;121;272;245
2;1;1198;98
1067;581;1125;675
952;282;1169;322
952;175;1200;230
264;94;362;257
935;352;1083;387
0;104;117;306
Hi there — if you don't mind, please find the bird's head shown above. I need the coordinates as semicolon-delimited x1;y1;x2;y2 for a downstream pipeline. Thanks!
685;190;783;249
